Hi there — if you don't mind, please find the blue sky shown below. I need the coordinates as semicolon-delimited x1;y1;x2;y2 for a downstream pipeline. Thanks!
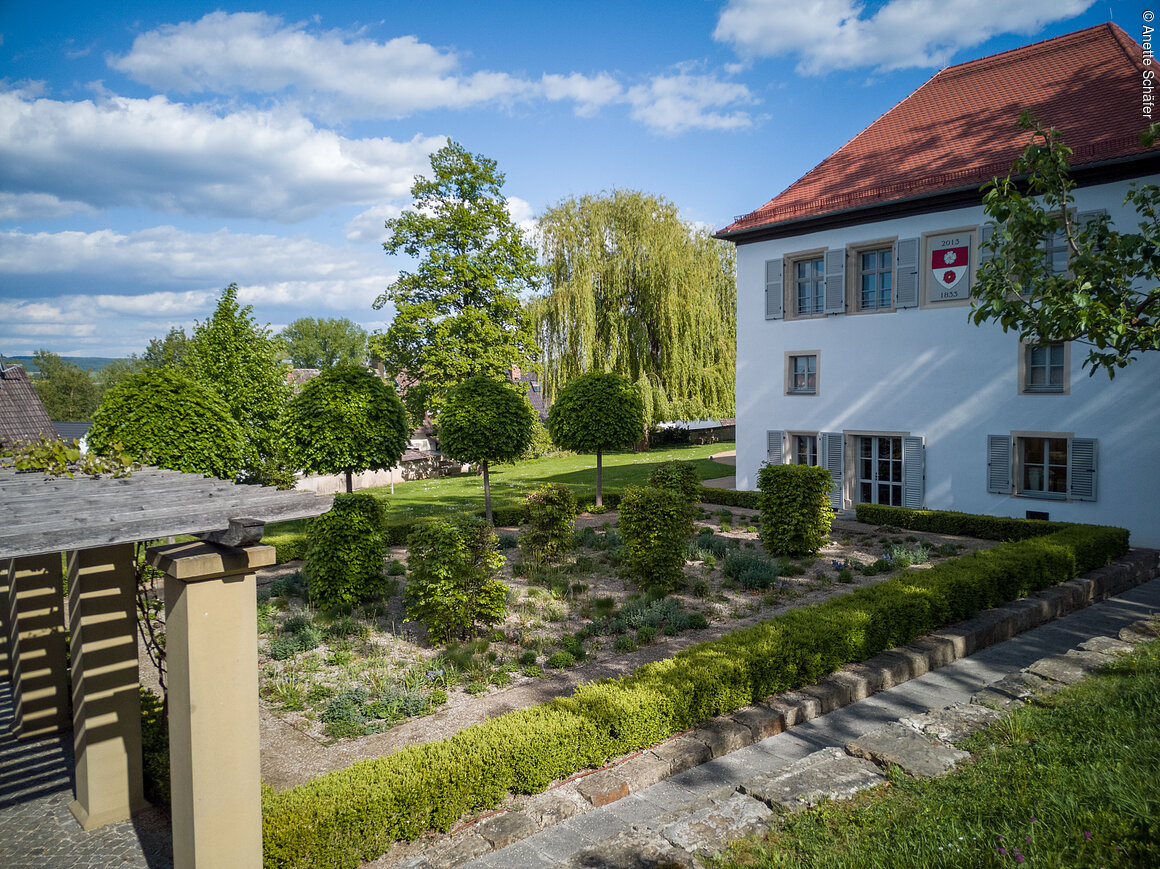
0;0;1127;358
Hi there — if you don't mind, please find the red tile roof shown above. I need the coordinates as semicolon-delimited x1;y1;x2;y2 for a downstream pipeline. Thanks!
721;24;1150;236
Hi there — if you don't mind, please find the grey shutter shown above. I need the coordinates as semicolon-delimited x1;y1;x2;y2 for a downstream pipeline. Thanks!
820;431;844;510
895;237;919;308
902;436;924;509
987;434;1011;495
823;248;846;314
766;430;784;464
764;259;783;320
1069;438;1098;502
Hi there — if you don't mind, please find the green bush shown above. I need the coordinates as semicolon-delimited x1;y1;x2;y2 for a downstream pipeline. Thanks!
696;486;761;509
854;504;1068;540
404;516;509;644
546;651;576;669
757;464;835;556
387;559;407;576
649;460;703;506
140;688;170;807
521;483;578;565
304;494;387;610
723;551;780;590
618;486;695;591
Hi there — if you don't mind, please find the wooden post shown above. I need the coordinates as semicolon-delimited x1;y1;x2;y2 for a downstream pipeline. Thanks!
149;540;273;869
67;544;147;829
6;553;69;737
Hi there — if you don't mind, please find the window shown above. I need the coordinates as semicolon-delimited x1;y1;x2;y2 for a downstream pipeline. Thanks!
785;353;818;395
987;434;1097;501
795;257;825;316
792;434;818;466
1019;436;1068;497
859;248;893;310
1044;229;1069;276
858;436;904;506
1023;343;1066;393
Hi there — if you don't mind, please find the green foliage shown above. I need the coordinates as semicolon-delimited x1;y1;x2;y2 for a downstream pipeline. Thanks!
139;326;189;368
280;317;368;369
546;650;576;669
757;464;834;556
854;504;1072;541
140;688;170;807
723;551;780;590
304;494;388;611
618;486;695;591
520;483;578;565
404;516;509;643
185;283;291;483
88;367;244;478
280;364;409;493
697;486;760;509
521;417;560;459
9;435;138;478
370;140;540;425
649;460;702;507
29;349;100;420
972;111;1160;376
532;189;736;423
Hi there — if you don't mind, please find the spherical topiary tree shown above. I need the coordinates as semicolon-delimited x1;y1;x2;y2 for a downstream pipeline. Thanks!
547;372;644;508
280;364;409;493
88;367;244;479
436;375;536;523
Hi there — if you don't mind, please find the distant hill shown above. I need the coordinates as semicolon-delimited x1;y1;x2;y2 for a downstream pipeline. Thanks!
3;356;126;374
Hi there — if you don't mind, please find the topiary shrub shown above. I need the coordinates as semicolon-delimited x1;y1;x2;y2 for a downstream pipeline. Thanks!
649;460;702;507
520;483;578;565
404;516;509;644
757;464;835;556
618;486;695;591
304;493;388;610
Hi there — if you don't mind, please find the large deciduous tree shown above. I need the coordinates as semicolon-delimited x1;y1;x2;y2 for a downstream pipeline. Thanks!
547;371;644;508
436;375;536;523
140;327;189;369
29;350;100;421
280;365;409;493
532;190;736;423
279;317;368;369
972;112;1160;376
370;140;540;425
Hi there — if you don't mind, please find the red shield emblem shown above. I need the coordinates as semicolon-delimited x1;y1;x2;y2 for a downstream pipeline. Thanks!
931;246;968;290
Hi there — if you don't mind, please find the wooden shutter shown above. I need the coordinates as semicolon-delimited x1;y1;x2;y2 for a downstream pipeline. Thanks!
765;259;783;320
1069;438;1098;502
895;238;919;308
824;248;846;314
766;430;785;464
820;431;844;510
987;434;1011;495
902;436;924;509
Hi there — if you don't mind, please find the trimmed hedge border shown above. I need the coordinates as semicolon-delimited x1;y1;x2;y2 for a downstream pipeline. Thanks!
854;503;1074;540
696;486;760;509
262;518;1128;868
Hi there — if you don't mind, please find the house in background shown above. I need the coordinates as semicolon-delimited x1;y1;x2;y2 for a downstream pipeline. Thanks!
0;360;57;452
717;23;1160;547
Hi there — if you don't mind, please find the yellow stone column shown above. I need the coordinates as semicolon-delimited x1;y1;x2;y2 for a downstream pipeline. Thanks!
149;540;273;869
67;544;147;829
6;553;69;737
1;558;11;685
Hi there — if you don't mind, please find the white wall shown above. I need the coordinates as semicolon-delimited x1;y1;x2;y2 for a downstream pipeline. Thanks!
735;178;1160;547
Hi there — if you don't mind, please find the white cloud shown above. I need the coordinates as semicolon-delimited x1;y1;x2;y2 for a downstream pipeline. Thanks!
540;72;623;117
714;0;1096;74
0;87;443;222
505;196;537;235
626;72;756;134
344;204;404;243
0;193;98;220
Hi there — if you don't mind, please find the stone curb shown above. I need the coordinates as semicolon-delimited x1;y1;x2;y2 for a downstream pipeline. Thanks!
385;549;1159;868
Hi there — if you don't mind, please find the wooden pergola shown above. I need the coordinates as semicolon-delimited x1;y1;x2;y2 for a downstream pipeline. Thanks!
0;467;333;869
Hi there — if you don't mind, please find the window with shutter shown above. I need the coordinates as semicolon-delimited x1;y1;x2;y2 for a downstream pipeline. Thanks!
987;435;1012;494
824;248;846;314
820;431;844;510
894;238;919;308
902;436;924;509
766;430;785;464
1068;438;1098;501
764;259;783;320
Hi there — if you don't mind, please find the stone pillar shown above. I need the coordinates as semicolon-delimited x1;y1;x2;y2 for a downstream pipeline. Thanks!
1;559;11;685
6;553;69;737
67;544;146;829
149;540;273;869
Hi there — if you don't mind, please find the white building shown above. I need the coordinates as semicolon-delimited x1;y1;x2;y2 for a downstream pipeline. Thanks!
717;24;1160;547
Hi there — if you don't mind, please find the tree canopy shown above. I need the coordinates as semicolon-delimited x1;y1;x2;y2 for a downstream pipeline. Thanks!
140;327;189;369
547;371;644;507
532;190;736;424
88;367;244;479
436;374;536;523
279;317;368;369
370;140;540;425
280;365;409;493
29;350;100;421
972;112;1160;376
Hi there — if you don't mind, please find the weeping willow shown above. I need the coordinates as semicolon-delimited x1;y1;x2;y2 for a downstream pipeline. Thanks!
531;190;736;424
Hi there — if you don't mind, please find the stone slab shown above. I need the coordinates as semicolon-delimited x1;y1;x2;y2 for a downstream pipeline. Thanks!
691;718;752;758
1119;619;1160;645
845;723;970;778
521;786;590;831
651;735;712;776
1077;636;1135;655
729;703;786;742
558;826;705;869
476;811;537;848
433;831;492;866
771;691;823;726
1027;650;1111;686
660;792;773;855
739;747;886;811
574;769;630;808
617;752;672;793
970;687;1024;712
989;670;1060;700
900;703;1004;744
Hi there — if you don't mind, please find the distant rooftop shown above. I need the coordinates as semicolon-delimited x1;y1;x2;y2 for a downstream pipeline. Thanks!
0;362;57;450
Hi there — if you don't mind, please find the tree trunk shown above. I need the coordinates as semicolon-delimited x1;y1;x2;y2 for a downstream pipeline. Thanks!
344;469;353;493
595;447;603;508
483;459;493;524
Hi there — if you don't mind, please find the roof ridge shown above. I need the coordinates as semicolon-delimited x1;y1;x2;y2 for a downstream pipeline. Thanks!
937;22;1130;80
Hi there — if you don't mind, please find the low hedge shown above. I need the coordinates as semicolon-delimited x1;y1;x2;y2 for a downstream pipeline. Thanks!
696;486;760;509
856;504;1083;541
262;519;1128;868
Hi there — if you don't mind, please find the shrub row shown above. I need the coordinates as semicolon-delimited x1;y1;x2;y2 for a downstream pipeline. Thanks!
855;504;1083;541
696;486;760;510
262;519;1127;868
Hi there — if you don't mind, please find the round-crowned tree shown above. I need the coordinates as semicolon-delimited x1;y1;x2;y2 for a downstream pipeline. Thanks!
437;375;536;523
280;365;409;493
88;367;244;479
547;372;644;507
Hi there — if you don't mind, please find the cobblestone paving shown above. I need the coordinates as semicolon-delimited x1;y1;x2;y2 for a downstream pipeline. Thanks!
0;681;172;869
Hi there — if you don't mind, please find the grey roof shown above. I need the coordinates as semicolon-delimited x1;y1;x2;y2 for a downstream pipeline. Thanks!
0;467;333;560
53;421;92;441
0;364;56;450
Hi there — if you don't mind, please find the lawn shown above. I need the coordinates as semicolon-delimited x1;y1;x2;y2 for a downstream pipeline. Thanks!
717;639;1160;869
